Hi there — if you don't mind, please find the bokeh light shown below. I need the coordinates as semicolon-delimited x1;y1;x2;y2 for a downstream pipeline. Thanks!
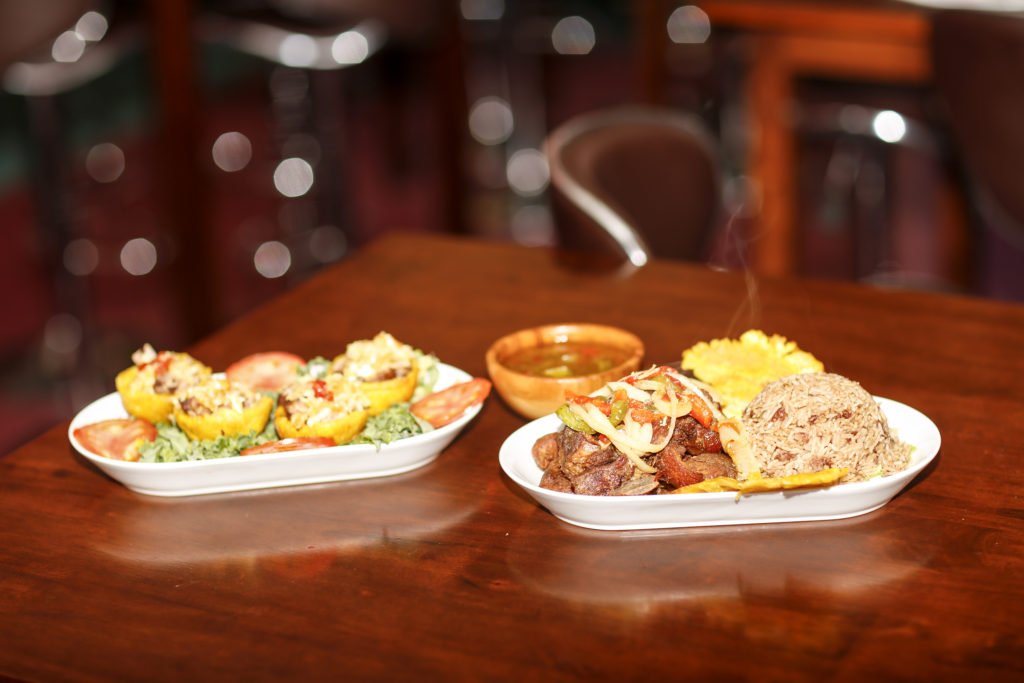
43;313;82;355
872;110;907;143
667;5;711;44
506;148;549;197
63;238;99;276
551;16;595;55
332;31;369;64
278;34;318;68
85;143;125;183
52;31;85;63
468;97;514;145
212;132;253;172
254;241;292;278
75;11;108;42
120;238;157;276
273;158;315;197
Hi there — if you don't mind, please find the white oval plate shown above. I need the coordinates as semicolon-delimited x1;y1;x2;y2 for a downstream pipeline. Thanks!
69;363;481;497
499;398;940;530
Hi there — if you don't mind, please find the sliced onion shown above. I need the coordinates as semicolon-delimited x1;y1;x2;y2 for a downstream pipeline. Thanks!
563;368;700;475
652;385;691;418
578;403;657;473
662;368;725;423
604;381;650;402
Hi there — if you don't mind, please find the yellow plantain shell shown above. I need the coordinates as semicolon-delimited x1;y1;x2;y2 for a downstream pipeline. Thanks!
173;394;273;441
116;366;178;424
357;366;419;416
274;405;368;445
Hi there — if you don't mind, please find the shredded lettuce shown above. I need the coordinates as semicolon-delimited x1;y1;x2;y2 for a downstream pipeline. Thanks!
138;419;277;463
299;356;332;379
350;404;428;448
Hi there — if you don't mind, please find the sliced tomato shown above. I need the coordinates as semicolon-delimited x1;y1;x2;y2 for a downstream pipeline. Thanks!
240;436;337;455
410;378;491;428
679;391;716;428
226;351;305;392
73;418;157;462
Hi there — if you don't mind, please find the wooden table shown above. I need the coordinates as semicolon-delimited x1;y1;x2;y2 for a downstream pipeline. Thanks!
2;234;1023;681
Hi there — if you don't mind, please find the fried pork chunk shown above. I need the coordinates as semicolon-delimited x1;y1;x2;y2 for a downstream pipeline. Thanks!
532;416;735;496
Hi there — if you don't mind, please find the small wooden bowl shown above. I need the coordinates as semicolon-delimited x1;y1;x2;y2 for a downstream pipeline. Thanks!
485;323;644;420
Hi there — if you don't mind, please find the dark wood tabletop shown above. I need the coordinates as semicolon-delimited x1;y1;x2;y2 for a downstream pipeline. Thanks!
2;233;1022;682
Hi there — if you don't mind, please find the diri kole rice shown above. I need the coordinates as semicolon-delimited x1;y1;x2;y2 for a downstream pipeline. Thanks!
742;373;911;482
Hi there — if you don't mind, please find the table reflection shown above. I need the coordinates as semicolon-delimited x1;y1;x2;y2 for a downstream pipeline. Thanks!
89;463;480;568
506;514;938;612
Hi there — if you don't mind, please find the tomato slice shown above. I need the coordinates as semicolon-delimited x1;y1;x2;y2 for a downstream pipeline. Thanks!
226;351;305;392
240;436;337;455
410;378;491;428
73;418;157;461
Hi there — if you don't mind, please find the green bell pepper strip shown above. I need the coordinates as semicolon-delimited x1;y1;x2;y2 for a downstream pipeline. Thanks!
556;403;595;434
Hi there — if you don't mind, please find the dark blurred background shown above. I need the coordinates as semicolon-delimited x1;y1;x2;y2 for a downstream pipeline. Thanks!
2;0;1022;454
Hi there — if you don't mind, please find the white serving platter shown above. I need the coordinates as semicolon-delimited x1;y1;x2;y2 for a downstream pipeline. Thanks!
499;397;940;531
69;363;481;497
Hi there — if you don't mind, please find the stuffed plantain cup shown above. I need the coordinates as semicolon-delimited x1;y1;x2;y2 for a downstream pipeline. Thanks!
172;378;274;441
116;344;212;424
331;331;420;416
275;375;370;444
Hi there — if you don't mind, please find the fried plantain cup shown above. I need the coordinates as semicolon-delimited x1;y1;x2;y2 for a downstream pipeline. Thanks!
173;378;276;444
274;404;369;445
357;366;419;416
331;332;421;416
116;358;212;424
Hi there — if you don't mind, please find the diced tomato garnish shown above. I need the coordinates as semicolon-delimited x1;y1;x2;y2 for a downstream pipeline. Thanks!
226;351;305;393
566;394;614;415
139;352;172;376
650;368;718;428
411;378;491;428
686;393;716;428
240;437;337;455
73;418;157;461
628;400;663;424
311;379;334;401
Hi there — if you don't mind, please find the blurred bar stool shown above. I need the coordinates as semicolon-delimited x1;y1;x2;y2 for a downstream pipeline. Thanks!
544;105;722;268
931;8;1024;301
198;2;388;258
198;0;458;255
1;1;140;404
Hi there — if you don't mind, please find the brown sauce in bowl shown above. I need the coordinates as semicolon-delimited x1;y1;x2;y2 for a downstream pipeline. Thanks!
502;342;632;378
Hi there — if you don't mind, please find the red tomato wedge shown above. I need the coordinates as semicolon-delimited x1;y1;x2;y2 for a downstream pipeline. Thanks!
73;418;157;462
411;378;491;428
240;437;336;455
226;351;305;392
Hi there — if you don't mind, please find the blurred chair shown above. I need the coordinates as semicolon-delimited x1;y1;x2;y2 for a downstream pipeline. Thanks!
544;105;721;267
1;3;138;373
931;10;1024;248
